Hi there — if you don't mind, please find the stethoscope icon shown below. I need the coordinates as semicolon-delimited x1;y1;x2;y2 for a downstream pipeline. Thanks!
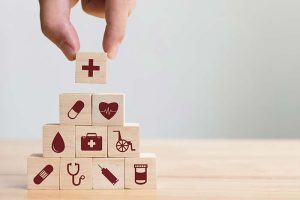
67;162;85;186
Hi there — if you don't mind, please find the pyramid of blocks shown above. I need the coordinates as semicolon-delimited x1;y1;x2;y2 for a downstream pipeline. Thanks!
27;52;157;190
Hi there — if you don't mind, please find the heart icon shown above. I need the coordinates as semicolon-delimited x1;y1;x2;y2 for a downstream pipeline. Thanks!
99;102;118;120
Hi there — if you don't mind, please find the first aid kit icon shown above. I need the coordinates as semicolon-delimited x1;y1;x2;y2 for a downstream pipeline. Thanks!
81;133;102;151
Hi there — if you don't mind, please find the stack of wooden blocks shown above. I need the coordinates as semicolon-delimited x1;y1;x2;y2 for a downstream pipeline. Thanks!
27;53;157;190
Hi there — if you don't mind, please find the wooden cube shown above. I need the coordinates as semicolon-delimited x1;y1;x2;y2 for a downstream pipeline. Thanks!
92;93;124;126
43;124;75;157
92;158;124;189
76;126;108;157
59;93;92;125
75;52;107;84
125;153;157;189
27;154;60;190
108;123;140;157
60;158;92;190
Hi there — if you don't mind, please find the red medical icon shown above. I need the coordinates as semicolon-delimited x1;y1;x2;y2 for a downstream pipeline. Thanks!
99;102;118;120
134;164;148;185
67;162;85;186
81;133;102;151
114;131;135;152
33;164;53;185
52;132;65;153
97;165;119;185
68;100;84;119
82;59;100;77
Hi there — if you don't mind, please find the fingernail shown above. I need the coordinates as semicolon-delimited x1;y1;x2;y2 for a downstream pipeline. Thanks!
59;41;76;61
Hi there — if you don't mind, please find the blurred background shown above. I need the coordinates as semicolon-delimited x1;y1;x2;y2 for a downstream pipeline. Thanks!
0;0;300;139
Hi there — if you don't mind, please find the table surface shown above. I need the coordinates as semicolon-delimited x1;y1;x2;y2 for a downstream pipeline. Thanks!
1;139;300;200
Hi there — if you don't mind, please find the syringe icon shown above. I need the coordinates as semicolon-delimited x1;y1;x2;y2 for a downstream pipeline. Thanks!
98;164;119;185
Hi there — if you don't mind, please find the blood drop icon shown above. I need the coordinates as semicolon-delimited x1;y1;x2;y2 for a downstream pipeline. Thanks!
52;132;65;153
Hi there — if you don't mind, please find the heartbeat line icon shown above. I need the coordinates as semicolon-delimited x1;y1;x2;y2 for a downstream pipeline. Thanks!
100;108;117;116
99;102;119;120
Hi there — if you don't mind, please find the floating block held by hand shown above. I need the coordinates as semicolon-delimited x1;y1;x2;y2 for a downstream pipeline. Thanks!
75;52;107;84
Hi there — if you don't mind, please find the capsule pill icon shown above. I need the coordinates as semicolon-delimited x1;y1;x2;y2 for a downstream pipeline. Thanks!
68;100;84;119
33;164;53;185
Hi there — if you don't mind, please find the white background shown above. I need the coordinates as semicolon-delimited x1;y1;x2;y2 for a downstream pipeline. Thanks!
0;0;300;138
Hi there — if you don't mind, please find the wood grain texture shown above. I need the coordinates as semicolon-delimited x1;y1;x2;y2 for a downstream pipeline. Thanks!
92;93;125;126
125;153;156;189
1;139;300;199
76;126;107;157
43;124;75;157
59;93;92;125
75;52;107;84
60;158;92;190
108;123;140;158
93;158;125;189
27;154;60;190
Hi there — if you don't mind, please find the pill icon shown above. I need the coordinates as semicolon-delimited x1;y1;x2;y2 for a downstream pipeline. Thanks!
68;100;84;119
33;164;53;185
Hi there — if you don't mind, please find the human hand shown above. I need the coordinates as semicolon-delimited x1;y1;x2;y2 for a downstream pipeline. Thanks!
39;0;135;60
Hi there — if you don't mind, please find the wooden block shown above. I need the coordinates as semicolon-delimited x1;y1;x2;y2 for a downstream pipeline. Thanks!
125;153;157;189
76;126;108;157
92;93;124;126
60;158;92;190
27;154;60;190
92;158;125;189
43;124;75;157
59;93;92;125
75;52;107;84
108;123;140;157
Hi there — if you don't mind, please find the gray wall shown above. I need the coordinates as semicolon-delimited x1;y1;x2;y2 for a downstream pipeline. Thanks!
0;0;300;138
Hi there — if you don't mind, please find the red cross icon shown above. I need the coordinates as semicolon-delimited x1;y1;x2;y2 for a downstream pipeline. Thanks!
88;139;96;148
82;59;100;77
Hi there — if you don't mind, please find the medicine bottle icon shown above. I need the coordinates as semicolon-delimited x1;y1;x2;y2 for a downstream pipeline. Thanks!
134;164;148;185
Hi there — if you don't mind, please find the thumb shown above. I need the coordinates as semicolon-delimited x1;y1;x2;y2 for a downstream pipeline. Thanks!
103;0;129;59
39;0;80;60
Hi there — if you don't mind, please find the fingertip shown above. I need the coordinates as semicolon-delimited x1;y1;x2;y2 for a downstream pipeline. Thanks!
107;45;119;59
103;0;128;60
107;53;115;60
103;39;119;59
59;41;78;61
103;29;122;59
